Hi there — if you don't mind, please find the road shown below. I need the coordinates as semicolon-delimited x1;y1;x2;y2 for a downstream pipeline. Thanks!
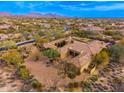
0;39;36;51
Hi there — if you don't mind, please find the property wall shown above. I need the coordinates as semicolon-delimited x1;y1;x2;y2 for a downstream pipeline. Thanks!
60;51;67;59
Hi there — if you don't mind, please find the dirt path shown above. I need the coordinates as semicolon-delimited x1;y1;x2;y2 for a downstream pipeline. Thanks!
24;59;89;90
24;60;60;88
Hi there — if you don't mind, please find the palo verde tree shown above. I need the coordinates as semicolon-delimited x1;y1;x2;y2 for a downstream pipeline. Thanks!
1;49;24;67
0;40;17;49
92;49;110;68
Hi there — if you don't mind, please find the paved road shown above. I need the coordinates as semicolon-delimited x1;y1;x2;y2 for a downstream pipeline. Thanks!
0;39;36;51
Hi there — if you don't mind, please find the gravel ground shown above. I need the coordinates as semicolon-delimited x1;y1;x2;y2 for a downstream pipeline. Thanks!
0;65;36;92
91;62;124;92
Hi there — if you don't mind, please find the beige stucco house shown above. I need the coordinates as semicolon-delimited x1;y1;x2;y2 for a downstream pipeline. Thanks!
43;36;107;72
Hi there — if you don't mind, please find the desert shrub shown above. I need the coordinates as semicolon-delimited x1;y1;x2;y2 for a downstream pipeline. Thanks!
73;82;79;87
18;47;30;59
80;81;92;92
1;49;24;67
36;38;49;49
92;50;110;67
119;39;124;45
104;30;116;36
43;48;60;59
88;75;98;82
18;66;30;80
31;79;43;91
23;31;32;40
54;31;65;39
109;44;124;63
74;30;96;38
64;62;80;79
68;82;74;88
68;82;79;88
104;31;123;40
0;40;17;49
112;35;123;40
7;27;16;33
38;31;45;36
91;35;103;40
29;47;41;61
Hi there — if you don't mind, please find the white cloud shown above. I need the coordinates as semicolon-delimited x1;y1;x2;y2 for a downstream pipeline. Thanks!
93;3;124;11
80;3;88;6
60;3;124;11
15;2;124;12
80;3;124;11
60;5;78;10
59;2;88;10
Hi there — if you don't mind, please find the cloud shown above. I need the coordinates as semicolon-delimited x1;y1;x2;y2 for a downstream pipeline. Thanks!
27;3;42;10
60;2;124;11
79;3;124;11
15;2;25;9
27;2;56;10
80;3;88;6
59;2;89;10
60;5;78;10
14;2;124;12
93;3;124;11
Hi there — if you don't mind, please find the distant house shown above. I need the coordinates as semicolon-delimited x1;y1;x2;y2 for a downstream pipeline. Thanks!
43;36;107;72
0;24;11;30
0;34;8;41
11;33;22;39
83;26;105;34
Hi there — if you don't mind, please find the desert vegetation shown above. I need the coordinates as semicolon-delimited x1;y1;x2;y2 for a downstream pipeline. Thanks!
0;17;124;92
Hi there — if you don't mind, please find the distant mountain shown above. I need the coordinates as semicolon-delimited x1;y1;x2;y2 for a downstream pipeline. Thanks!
0;12;66;18
0;12;12;16
25;12;66;18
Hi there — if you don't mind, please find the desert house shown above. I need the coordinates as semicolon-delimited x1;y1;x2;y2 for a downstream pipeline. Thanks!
0;34;8;41
43;36;107;72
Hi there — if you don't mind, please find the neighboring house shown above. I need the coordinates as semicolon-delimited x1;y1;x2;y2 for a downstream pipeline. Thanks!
43;36;107;72
83;26;105;33
0;24;11;30
0;34;8;41
11;33;22;39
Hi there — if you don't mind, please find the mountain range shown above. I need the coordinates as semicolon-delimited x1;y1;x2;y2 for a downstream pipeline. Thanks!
0;12;67;18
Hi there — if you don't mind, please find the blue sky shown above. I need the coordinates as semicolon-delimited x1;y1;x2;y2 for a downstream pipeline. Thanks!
0;1;124;18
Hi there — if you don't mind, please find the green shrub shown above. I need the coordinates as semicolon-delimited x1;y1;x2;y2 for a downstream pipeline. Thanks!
109;44;124;63
92;50;110;67
31;79;42;91
74;30;96;38
18;66;30;80
2;50;24;67
68;82;79;88
104;30;116;36
112;35;123;40
68;82;74;88
89;75;98;82
80;81;92;92
119;39;124;45
64;63;80;79
0;40;17;49
43;49;60;59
